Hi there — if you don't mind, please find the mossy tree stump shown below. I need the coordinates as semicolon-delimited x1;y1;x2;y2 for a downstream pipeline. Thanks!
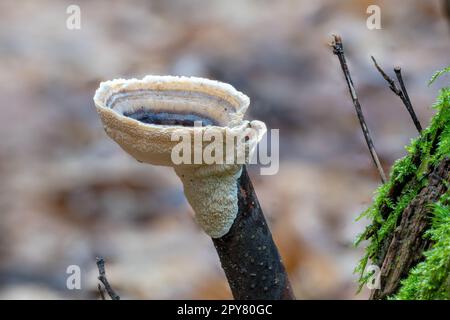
356;76;450;300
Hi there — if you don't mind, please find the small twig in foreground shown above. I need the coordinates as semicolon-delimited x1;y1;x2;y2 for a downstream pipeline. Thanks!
96;256;120;300
371;56;422;133
331;35;387;183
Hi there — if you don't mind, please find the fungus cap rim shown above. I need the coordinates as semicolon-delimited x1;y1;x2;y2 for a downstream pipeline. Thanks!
93;75;250;132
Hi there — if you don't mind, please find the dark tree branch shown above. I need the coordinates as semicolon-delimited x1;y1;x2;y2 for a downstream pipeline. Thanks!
212;166;295;300
96;256;120;300
371;56;422;133
331;35;387;183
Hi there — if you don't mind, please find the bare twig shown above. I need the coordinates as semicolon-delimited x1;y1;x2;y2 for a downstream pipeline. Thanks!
371;56;422;133
97;283;106;300
394;67;422;132
96;256;120;300
331;35;387;183
371;56;402;95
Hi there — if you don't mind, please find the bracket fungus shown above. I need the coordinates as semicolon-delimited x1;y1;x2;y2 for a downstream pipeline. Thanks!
94;75;266;238
93;75;293;299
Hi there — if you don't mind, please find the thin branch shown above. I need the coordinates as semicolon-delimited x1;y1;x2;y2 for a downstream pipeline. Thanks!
96;256;120;300
394;67;422;132
371;56;422;133
371;56;402;95
331;35;387;183
97;283;106;300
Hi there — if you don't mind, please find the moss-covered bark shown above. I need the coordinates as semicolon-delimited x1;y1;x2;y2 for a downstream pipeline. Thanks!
355;69;450;300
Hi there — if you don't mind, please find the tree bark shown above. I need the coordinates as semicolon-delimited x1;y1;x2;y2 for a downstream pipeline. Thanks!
212;166;295;300
370;157;450;299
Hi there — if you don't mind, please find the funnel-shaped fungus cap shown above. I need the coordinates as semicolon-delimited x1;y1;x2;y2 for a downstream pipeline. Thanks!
94;75;264;166
93;76;266;238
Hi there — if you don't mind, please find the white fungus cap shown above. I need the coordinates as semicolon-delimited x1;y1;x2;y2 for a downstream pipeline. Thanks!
93;75;266;238
93;75;262;166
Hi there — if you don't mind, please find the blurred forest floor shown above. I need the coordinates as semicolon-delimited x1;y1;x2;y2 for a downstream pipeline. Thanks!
0;0;449;299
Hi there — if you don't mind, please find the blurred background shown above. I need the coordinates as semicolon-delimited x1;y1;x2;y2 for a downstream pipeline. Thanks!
0;0;449;299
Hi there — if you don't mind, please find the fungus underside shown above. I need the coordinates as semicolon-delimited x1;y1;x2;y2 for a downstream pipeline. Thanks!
124;109;218;127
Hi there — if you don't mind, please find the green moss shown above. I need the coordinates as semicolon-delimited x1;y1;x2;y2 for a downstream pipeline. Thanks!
393;193;450;299
429;66;450;86
355;66;450;297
